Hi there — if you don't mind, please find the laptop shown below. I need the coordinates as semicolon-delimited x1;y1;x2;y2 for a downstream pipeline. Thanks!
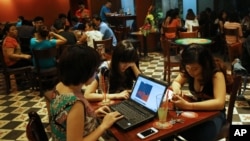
110;74;168;131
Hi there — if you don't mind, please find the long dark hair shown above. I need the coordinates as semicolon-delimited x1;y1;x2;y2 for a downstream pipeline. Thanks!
180;44;227;85
58;44;101;86
109;40;139;92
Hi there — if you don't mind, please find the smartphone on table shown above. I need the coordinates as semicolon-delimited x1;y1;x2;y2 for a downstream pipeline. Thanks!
137;127;158;139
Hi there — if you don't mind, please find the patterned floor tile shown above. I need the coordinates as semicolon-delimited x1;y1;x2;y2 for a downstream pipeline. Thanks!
0;129;12;139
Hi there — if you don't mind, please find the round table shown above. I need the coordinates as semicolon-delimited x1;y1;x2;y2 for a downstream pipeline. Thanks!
174;38;212;46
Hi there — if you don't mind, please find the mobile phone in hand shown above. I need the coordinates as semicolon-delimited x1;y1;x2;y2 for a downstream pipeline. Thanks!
137;127;158;139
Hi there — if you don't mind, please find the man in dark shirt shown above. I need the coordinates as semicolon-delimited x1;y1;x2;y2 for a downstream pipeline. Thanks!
53;19;77;45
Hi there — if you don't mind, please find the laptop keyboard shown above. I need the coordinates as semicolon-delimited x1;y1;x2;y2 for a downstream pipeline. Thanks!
110;100;152;124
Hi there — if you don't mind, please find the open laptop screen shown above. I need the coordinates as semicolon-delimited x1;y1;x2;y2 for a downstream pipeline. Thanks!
130;75;167;113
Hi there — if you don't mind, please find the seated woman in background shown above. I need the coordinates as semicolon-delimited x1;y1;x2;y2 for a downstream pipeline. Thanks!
77;20;103;48
170;44;232;141
184;9;199;32
50;45;123;140
84;40;141;101
162;8;182;39
30;25;66;69
2;23;32;90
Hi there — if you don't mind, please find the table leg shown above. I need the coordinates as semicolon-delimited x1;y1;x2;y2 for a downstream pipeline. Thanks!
140;36;151;61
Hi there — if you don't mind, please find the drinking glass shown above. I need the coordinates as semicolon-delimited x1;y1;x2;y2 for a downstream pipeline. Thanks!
153;94;172;129
99;75;111;105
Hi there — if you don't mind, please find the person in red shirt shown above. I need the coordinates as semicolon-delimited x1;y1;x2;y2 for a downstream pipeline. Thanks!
75;2;90;22
2;23;32;90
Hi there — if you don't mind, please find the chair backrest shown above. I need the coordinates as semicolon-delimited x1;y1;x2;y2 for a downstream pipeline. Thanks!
162;26;178;35
116;26;131;39
162;26;177;34
114;30;123;43
19;37;31;54
162;26;178;39
0;45;8;71
178;31;198;38
192;26;202;37
226;75;242;124
32;47;58;73
192;26;200;32
216;75;242;141
57;44;72;59
93;38;113;53
223;28;239;43
26;111;48;141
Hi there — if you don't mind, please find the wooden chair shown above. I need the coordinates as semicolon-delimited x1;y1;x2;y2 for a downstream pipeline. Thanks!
192;26;201;37
26;111;48;141
162;26;178;39
114;30;123;43
117;26;142;56
216;75;242;141
178;31;198;38
32;47;58;96
160;37;181;84
0;45;33;94
223;28;242;62
57;44;72;59
162;26;179;55
19;37;31;55
93;38;113;60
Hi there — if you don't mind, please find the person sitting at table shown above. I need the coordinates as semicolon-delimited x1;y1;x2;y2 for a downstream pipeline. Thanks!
32;16;44;37
163;8;182;39
161;9;173;34
100;1;113;23
30;25;67;69
78;20;103;47
2;23;32;90
49;45;123;140
92;14;117;47
84;40;141;102
169;44;232;141
53;19;77;45
224;11;245;44
184;9;199;32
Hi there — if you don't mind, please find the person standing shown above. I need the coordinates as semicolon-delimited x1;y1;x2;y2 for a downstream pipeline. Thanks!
100;1;113;23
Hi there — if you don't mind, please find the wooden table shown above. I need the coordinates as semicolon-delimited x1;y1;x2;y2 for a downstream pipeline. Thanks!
130;31;152;61
107;14;136;27
90;100;220;141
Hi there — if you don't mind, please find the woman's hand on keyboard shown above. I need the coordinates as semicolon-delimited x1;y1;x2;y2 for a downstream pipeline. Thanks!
95;106;111;117
100;111;124;130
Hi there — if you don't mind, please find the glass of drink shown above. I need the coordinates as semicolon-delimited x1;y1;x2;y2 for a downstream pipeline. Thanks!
153;94;172;129
99;75;110;105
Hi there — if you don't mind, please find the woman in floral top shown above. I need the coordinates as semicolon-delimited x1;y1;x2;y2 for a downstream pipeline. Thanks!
50;45;123;141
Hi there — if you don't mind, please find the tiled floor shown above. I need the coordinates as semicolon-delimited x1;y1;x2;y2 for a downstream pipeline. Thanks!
0;52;250;141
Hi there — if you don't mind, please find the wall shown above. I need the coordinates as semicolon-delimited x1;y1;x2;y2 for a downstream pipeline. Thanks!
121;0;135;28
197;0;213;13
0;0;70;26
183;0;197;19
